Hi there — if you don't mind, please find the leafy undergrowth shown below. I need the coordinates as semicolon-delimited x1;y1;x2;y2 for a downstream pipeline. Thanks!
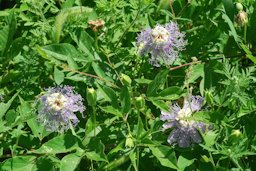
0;0;256;170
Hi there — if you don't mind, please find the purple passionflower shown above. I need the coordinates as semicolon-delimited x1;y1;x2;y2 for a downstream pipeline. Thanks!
35;85;85;132
137;22;187;67
160;96;206;148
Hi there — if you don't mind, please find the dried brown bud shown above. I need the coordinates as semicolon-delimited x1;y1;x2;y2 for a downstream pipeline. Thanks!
88;19;105;32
235;10;248;27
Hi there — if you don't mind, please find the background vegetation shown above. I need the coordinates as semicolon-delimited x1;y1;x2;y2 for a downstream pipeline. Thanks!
0;0;256;170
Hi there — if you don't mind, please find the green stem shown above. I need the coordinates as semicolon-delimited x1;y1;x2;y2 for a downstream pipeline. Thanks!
92;106;97;136
94;32;99;52
136;147;140;170
243;24;247;44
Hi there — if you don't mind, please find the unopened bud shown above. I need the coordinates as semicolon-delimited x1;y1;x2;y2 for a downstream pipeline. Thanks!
191;57;198;62
135;96;145;110
125;133;134;148
236;10;248;26
235;3;243;11
229;129;242;144
121;73;132;86
86;87;97;106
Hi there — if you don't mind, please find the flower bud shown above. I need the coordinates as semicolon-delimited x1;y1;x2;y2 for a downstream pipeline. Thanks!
135;96;145;110
86;87;97;106
125;133;134;148
229;129;242;145
235;3;243;11
121;73;132;86
236;10;248;27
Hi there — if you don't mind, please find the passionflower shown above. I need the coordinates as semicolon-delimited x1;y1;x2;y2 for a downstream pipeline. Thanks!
35;85;85;132
137;22;187;67
160;96;206;148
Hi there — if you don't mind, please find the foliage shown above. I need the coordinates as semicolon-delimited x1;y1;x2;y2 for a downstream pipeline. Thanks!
0;0;256;170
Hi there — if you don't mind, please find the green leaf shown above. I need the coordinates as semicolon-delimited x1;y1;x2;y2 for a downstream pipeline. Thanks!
222;0;235;21
147;70;169;96
103;155;129;170
60;153;82;171
99;106;123;117
92;62;113;82
97;84;119;109
177;155;195;171
135;78;152;84
148;97;169;111
18;97;48;140
33;157;55;171
240;43;256;64
0;119;10;133
202;131;218;147
120;86;131;114
157;86;184;100
187;64;204;83
32;134;82;154
85;138;108;162
40;43;80;69
149;145;178;170
54;66;65;85
0;156;36;171
0;91;19;119
222;13;241;43
129;151;138;171
71;29;95;60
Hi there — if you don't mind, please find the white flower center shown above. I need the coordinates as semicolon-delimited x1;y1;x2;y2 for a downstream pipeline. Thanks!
47;93;67;111
138;42;145;52
151;26;169;44
177;108;194;127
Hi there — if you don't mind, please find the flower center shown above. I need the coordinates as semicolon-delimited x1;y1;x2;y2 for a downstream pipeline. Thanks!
151;26;169;44
177;108;194;127
47;93;67;111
